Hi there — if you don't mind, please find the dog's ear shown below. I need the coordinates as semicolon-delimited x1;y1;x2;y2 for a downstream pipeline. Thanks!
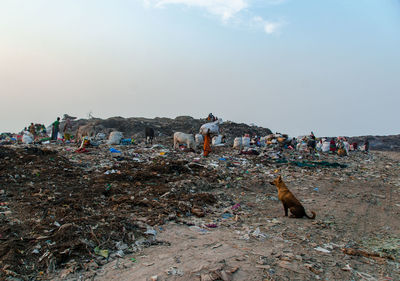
278;175;282;182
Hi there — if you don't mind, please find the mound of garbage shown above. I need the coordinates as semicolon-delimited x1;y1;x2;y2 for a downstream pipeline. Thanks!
0;146;220;280
349;134;400;151
64;116;273;141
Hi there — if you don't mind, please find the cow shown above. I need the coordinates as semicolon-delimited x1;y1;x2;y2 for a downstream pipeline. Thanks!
145;127;155;145
173;132;195;150
76;124;96;141
195;134;204;147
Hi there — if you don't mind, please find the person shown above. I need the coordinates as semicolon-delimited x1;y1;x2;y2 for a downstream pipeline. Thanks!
364;140;369;153
308;132;316;154
29;123;36;137
203;129;212;157
291;137;297;149
329;138;336;153
41;124;47;136
51;117;60;141
63;118;72;141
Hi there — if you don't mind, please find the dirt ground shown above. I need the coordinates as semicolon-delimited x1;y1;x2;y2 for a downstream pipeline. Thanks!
1;143;399;281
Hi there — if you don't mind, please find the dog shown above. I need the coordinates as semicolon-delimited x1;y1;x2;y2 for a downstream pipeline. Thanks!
270;175;316;219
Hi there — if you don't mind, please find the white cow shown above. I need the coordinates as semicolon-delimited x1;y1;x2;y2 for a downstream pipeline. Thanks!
174;132;195;150
195;134;204;146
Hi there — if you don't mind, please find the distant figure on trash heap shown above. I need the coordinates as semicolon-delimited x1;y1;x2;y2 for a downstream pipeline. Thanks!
203;129;212;157
29;123;36;139
329;138;336;153
364;140;369;153
307;131;316;154
51;117;60;141
206;113;217;122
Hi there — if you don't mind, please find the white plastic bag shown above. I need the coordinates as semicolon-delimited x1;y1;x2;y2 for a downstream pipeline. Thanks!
199;119;222;135
22;132;33;144
212;135;223;145
107;131;123;145
233;137;242;149
321;141;330;153
242;137;250;147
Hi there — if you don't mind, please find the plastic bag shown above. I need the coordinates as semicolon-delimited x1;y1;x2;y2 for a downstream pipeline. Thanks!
212;135;223;145
107;131;123;145
321;141;330;153
242;137;250;147
22;132;33;144
199;119;222;135
233;137;242;149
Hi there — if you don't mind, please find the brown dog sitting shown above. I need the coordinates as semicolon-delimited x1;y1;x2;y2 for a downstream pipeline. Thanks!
270;175;316;219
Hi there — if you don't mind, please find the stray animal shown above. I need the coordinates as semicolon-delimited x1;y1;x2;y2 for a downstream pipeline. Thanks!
270;175;316;219
145;127;155;145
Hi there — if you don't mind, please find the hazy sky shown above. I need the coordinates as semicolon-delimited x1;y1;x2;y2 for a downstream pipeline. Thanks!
1;0;399;136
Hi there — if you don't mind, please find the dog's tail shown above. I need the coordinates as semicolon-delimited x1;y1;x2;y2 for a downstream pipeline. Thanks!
305;211;316;219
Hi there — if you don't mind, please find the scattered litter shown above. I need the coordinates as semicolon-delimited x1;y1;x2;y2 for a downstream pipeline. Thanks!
167;266;184;276
314;247;331;253
94;247;109;259
109;148;122;154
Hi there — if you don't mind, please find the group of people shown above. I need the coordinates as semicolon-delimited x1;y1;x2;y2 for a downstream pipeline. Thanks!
50;116;74;141
19;114;371;158
26;123;47;138
23;116;73;142
243;132;370;156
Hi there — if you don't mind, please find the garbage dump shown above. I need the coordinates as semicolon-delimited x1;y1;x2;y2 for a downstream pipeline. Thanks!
0;115;399;281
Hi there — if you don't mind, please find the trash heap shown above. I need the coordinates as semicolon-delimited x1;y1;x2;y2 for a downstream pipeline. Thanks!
0;146;222;280
1;116;400;280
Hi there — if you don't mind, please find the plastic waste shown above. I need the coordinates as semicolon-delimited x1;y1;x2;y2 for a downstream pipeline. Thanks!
22;132;33;144
94;247;109;258
109;148;122;153
107;131;123;145
199;119;222;135
233;137;242;149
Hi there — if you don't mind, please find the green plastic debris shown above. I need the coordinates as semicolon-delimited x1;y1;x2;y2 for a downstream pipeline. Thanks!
130;258;137;262
273;159;348;168
94;246;109;259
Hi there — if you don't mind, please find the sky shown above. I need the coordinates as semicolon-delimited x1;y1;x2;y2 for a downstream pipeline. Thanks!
0;0;399;137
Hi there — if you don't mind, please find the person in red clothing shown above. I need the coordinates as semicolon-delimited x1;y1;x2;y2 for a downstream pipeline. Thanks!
203;130;212;157
329;138;336;153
